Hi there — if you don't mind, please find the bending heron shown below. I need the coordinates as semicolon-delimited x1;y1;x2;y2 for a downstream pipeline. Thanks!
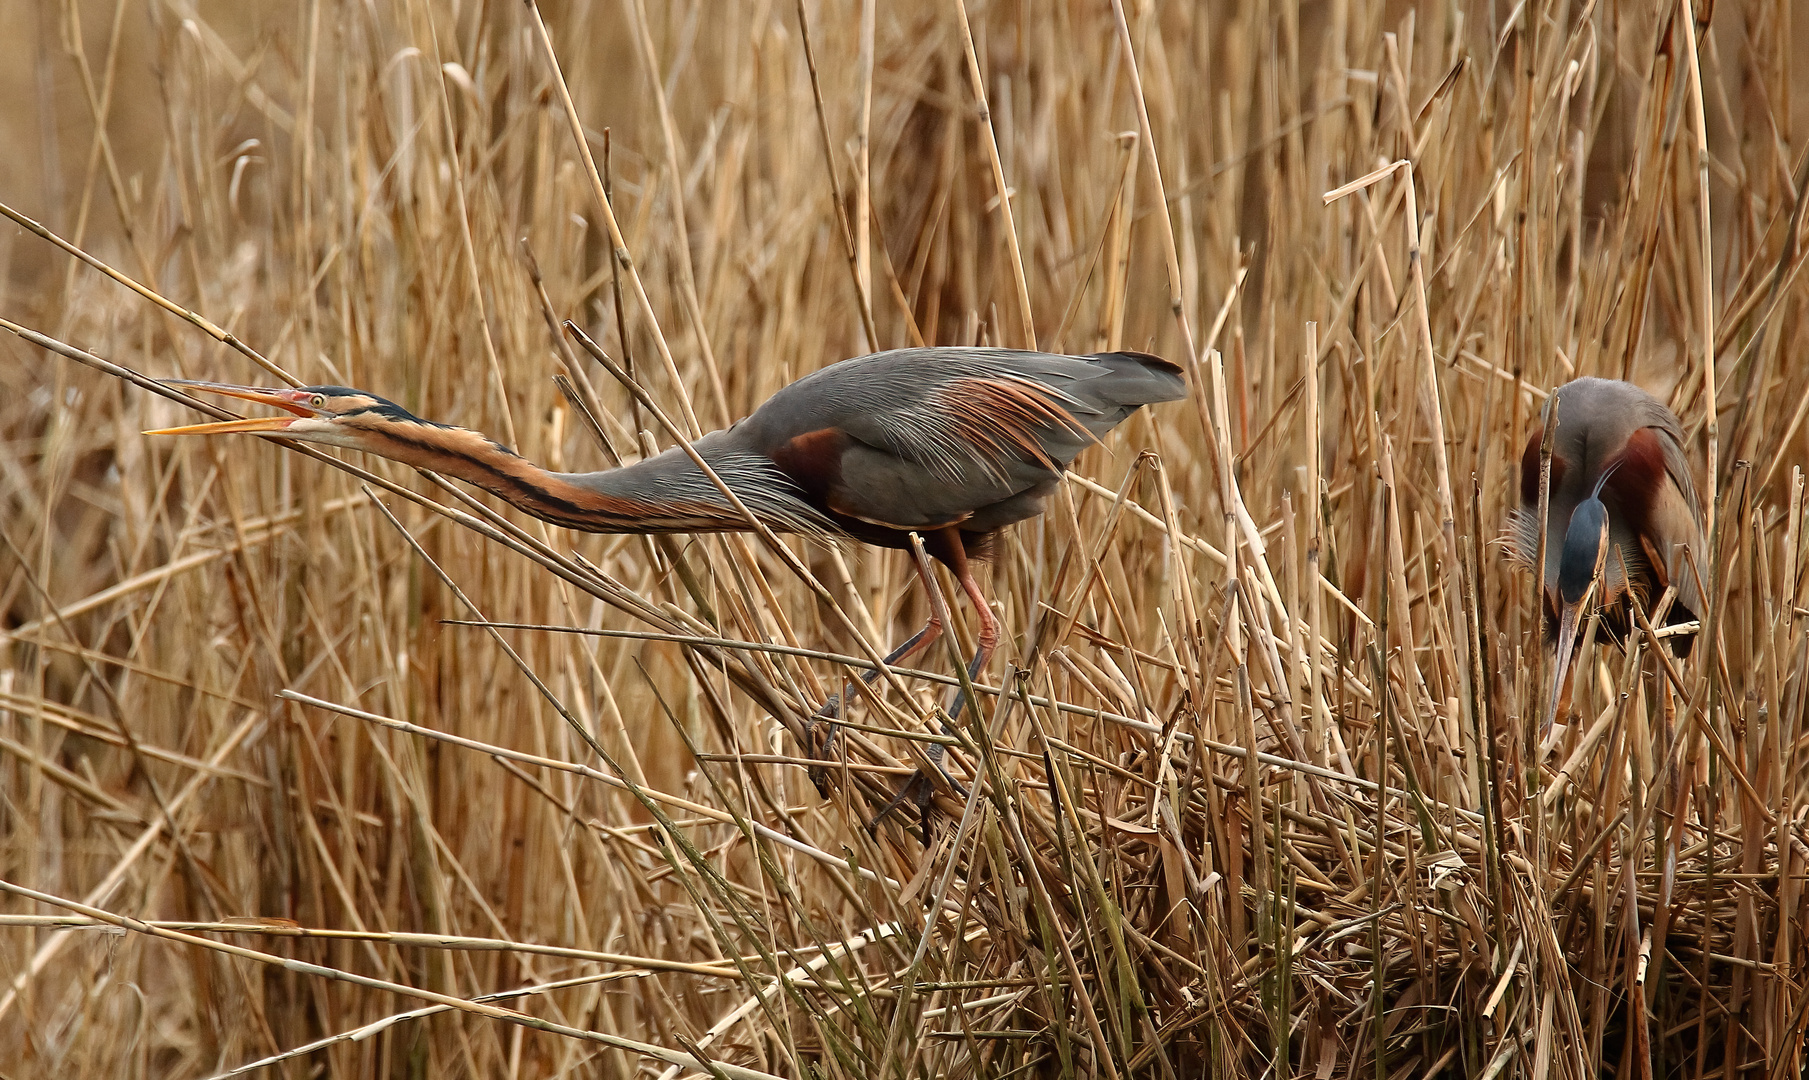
150;345;1185;821
1507;377;1703;735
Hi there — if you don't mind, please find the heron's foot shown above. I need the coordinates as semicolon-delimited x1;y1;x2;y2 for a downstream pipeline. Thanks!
866;749;969;845
867;771;938;844
803;695;843;797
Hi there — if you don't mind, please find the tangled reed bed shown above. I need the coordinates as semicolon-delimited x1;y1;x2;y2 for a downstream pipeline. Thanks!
1;0;1807;1077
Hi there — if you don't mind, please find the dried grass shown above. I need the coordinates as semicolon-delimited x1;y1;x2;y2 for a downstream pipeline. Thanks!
2;1;1808;1077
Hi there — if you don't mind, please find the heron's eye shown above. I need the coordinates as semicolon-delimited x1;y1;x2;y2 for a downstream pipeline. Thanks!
309;394;327;409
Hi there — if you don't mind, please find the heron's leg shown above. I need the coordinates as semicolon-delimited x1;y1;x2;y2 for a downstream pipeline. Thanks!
872;534;994;841
806;562;943;794
944;561;999;722
812;608;944;724
813;560;943;725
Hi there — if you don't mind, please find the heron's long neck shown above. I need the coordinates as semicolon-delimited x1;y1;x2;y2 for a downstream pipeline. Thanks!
368;424;756;533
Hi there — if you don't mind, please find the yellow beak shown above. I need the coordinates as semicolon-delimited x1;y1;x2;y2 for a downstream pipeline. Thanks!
1542;589;1589;737
144;380;318;436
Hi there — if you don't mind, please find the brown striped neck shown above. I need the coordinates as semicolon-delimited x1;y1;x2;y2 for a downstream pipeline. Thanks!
342;417;817;534
151;383;821;535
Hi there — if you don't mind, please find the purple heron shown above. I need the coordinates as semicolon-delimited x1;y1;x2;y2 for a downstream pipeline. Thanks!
150;346;1185;820
1507;377;1703;735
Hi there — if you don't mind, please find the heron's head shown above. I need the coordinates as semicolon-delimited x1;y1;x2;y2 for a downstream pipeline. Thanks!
147;381;422;451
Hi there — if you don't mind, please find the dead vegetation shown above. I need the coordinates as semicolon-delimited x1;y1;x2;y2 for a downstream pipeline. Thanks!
2;0;1808;1077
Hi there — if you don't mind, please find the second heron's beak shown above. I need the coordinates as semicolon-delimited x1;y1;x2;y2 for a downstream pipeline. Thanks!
1542;590;1589;737
145;381;322;436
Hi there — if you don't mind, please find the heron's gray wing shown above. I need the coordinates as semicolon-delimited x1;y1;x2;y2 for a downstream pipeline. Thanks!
822;367;1086;530
738;348;1183;532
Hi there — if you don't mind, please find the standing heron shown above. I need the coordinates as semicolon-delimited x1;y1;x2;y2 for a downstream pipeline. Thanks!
149;346;1185;816
1506;377;1703;735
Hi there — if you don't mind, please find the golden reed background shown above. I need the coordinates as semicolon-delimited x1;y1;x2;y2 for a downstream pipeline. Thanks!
2;1;1808;1077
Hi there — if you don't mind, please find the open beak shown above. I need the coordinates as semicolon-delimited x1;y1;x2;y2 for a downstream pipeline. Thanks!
145;380;319;436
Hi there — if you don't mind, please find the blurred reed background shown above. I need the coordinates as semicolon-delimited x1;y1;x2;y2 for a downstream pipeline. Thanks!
1;0;1807;1076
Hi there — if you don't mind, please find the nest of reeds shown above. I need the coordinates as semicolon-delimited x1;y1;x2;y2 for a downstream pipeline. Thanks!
2;1;1806;1078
